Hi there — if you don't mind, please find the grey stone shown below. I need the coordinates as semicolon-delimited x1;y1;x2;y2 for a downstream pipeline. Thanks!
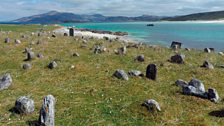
37;53;44;58
24;47;32;53
146;64;157;80
201;60;214;69
135;55;145;62
208;88;219;103
185;48;191;51
27;51;35;61
39;95;55;126
15;96;35;114
48;61;57;69
170;41;182;50
170;54;185;64
142;99;161;112
182;86;208;98
0;73;12;91
22;63;32;70
188;79;205;93
5;38;10;43
93;45;106;54
128;70;144;77
204;48;211;53
175;79;188;87
115;46;127;55
15;39;21;44
218;52;224;56
72;52;80;57
113;70;129;80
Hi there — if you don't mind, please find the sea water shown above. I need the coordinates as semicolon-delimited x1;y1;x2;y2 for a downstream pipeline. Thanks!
61;22;224;51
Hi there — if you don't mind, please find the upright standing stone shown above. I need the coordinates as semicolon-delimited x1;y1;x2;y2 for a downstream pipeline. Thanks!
170;41;182;50
146;64;157;80
0;73;12;91
39;95;55;126
208;88;219;103
15;96;35;114
69;28;74;36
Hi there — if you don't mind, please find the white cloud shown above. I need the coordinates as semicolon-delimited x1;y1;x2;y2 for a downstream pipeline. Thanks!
0;0;224;21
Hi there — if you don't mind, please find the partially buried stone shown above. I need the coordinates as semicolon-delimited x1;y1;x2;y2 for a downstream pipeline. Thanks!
0;73;12;91
170;54;185;64
135;55;145;62
113;69;129;80
208;88;219;103
128;70;144;77
15;96;35;114
27;51;35;61
5;38;10;43
175;79;188;87
201;60;214;69
48;61;57;69
142;99;161;112
146;64;157;80
15;39;21;44
39;95;55;126
22;63;32;70
72;52;80;57
204;48;211;53
37;53;44;58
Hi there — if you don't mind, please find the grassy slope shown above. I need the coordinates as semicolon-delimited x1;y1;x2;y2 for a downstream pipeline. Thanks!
0;25;224;126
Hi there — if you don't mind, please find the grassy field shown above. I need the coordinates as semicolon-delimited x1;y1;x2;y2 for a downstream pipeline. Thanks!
0;24;224;126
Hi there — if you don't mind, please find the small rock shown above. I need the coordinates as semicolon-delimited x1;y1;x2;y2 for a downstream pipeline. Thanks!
185;48;191;51
72;52;80;57
22;63;32;70
170;41;182;50
135;55;145;62
208;88;219;103
27;51;35;61
39;95;55;126
64;33;68;36
15;39;21;44
204;48;211;53
128;70;144;77
37;53;44;58
93;45;106;54
142;99;161;112
0;73;12;91
146;64;157;80
113;70;129;80
5;38;10;43
218;52;224;56
48;61;57;69
115;46;127;55
175;79;188;87
170;54;185;64
15;96;35;114
52;34;56;38
201;60;214;69
23;47;32;53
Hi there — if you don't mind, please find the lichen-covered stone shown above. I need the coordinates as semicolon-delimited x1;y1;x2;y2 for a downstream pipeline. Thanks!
15;96;35;114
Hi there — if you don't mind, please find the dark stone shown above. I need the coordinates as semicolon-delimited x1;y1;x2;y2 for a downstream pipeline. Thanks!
64;33;68;36
37;53;44;59
208;88;219;103
146;64;157;80
170;54;185;64
113;70;129;80
135;55;145;62
72;52;80;57
142;99;161;112
201;60;214;69
69;28;74;36
15;96;35;114
52;34;56;38
175;79;188;87
39;95;55;126
48;61;57;69
0;73;12;91
27;51;35;61
171;41;182;50
204;48;211;53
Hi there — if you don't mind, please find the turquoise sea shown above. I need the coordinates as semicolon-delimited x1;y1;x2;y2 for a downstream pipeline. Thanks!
61;22;224;51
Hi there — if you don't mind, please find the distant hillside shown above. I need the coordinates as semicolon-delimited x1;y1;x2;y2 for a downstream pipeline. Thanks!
12;11;162;24
163;10;224;21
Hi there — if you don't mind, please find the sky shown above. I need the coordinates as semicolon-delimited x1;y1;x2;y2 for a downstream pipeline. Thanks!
0;0;224;21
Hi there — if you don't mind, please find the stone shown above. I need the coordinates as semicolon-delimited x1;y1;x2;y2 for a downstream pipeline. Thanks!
188;79;205;93
0;73;12;91
64;33;68;36
218;52;224;56
24;47;32;53
69;28;74;36
15;39;21;44
185;48;191;51
52;34;56;38
175;79;188;87
128;70;144;77
39;95;55;126
37;53;44;58
27;51;35;61
115;46;127;55
142;99;161;112
48;61;57;69
146;64;157;80
201;60;214;69
170;41;182;50
204;48;211;53
113;70;129;80
135;55;145;62
5;37;10;43
208;88;219;103
72;52;80;57
93;45;106;54
22;63;32;70
170;54;185;64
15;96;35;114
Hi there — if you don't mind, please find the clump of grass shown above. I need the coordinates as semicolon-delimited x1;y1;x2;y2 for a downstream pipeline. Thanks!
0;25;224;125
